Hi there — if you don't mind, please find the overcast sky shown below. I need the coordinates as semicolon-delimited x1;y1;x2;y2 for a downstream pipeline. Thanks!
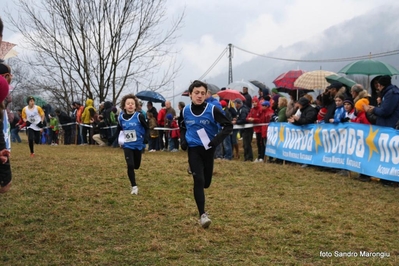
165;0;397;93
2;0;398;104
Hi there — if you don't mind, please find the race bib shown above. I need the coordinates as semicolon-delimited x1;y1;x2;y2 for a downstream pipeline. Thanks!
124;130;137;142
29;115;37;123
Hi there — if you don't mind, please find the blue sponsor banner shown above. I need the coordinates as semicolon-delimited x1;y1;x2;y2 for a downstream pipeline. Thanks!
266;122;399;182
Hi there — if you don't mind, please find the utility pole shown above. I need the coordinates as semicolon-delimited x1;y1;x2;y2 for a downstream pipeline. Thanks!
228;43;233;85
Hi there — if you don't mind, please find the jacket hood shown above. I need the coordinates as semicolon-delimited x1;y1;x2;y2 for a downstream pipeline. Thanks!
85;99;94;107
104;101;113;109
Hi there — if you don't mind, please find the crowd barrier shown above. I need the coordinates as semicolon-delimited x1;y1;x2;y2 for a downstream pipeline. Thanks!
265;122;399;182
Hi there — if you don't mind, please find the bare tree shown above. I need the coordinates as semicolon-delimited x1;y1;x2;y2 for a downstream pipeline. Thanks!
7;0;183;105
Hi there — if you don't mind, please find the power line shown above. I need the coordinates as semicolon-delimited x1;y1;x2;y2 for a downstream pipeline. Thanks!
197;48;228;80
166;44;399;100
233;45;399;63
167;47;228;100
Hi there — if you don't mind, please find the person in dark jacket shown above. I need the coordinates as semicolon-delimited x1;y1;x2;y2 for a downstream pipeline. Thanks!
233;98;253;161
55;109;73;145
365;75;399;128
241;87;252;109
364;75;399;185
323;82;344;123
146;101;158;121
288;97;317;125
369;76;381;107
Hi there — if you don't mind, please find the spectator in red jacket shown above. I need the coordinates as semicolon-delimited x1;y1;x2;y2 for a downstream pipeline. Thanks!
246;96;263;162
260;101;274;161
157;102;167;150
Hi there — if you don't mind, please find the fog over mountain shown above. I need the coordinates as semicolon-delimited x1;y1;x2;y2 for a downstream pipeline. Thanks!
205;4;399;91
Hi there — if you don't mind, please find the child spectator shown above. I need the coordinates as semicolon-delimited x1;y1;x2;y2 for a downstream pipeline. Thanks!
329;94;345;123
166;113;179;152
343;99;356;122
147;112;159;152
353;98;370;125
49;113;59;145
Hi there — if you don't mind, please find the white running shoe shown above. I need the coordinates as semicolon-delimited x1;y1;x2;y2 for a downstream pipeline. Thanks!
253;159;259;163
131;186;138;195
258;158;263;162
200;213;211;228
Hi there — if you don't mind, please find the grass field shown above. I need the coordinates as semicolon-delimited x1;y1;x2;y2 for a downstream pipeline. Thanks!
1;137;399;265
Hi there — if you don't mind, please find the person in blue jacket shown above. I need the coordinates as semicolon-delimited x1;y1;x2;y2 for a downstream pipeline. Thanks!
180;80;233;229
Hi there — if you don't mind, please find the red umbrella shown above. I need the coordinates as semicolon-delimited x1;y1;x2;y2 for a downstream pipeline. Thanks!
181;90;189;96
273;70;306;90
217;89;245;101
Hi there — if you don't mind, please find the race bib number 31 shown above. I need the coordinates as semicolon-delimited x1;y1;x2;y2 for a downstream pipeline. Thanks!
124;130;137;142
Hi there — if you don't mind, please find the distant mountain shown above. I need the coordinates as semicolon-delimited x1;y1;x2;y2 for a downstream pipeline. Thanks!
207;4;399;92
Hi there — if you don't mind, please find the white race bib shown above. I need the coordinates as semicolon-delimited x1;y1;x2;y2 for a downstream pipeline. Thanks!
124;130;137;142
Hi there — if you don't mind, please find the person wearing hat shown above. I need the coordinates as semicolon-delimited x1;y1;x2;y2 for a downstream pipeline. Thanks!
343;98;356;122
21;96;45;157
179;80;233;228
364;75;399;128
287;97;317;125
233;97;253;162
0;74;12;193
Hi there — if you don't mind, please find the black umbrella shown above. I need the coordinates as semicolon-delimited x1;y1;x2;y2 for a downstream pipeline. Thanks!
181;83;220;97
206;83;221;94
249;80;270;94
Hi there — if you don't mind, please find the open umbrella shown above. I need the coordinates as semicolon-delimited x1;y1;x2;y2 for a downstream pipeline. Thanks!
338;59;399;76
293;70;336;90
227;80;258;96
276;87;313;95
325;74;356;89
0;41;16;60
181;90;189;97
181;83;220;97
273;69;306;90
207;83;221;94
249;80;270;94
136;90;166;103
217;89;245;101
